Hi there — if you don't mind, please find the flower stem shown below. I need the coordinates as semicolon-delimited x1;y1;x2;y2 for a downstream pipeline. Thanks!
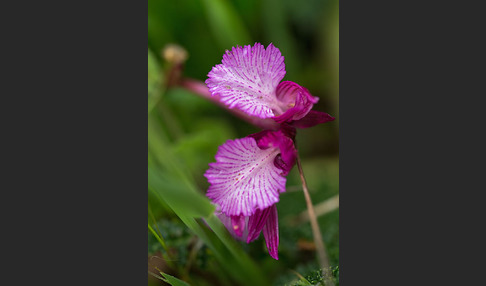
296;153;335;286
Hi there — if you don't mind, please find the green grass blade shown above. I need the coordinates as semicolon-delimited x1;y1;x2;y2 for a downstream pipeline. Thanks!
148;223;168;253
148;49;164;113
160;273;191;286
261;0;299;74
200;0;251;48
148;169;215;218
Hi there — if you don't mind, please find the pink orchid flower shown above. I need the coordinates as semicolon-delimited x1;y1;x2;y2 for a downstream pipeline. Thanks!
205;129;295;260
206;42;334;128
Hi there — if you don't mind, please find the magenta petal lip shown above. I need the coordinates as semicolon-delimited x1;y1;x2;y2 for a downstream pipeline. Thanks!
204;136;287;217
273;81;319;123
205;130;296;217
249;129;297;176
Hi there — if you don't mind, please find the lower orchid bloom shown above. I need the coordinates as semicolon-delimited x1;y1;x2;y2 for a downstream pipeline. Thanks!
204;129;296;259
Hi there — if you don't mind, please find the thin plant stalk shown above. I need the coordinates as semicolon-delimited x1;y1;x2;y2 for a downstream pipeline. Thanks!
296;153;335;286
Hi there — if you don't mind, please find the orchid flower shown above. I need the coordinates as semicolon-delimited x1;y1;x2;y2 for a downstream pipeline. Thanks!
206;42;334;128
204;129;296;259
204;43;335;260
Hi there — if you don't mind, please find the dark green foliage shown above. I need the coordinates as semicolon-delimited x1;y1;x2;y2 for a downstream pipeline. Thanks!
274;265;339;286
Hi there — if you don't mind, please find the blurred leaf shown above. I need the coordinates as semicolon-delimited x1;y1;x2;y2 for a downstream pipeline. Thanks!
147;230;164;255
163;87;222;133
148;223;168;254
148;168;214;218
187;215;269;286
148;49;161;96
160;272;191;286
148;115;213;217
148;49;163;112
173;118;236;177
261;0;299;76
321;0;339;118
148;115;195;185
232;0;260;34
147;0;174;53
200;0;251;48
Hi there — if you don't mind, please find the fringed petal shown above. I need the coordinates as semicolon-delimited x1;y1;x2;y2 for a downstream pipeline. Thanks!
206;43;286;119
205;137;286;216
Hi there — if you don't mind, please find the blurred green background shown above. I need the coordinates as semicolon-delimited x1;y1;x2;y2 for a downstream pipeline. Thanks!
148;0;339;285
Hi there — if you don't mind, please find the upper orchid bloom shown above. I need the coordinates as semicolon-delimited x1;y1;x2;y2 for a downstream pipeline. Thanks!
204;129;296;259
206;43;334;128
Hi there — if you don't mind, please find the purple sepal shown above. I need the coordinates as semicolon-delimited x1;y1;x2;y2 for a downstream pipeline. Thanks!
231;215;246;237
216;204;276;251
291;110;335;128
273;81;319;123
279;123;297;141
215;208;249;241
263;204;279;260
246;206;272;243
